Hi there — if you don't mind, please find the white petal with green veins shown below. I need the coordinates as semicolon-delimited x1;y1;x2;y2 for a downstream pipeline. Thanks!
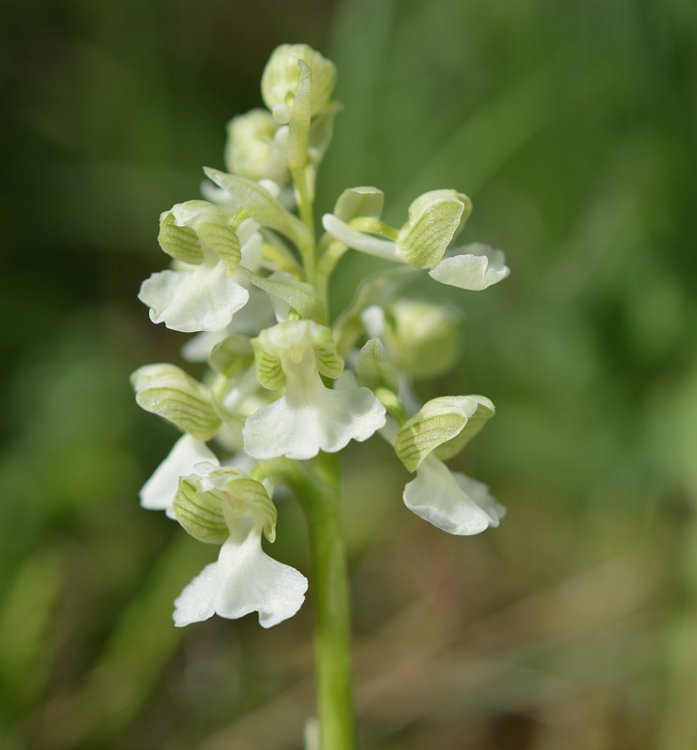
158;212;202;264
197;222;241;273
175;465;278;545
397;190;470;269
174;474;228;544
395;395;495;472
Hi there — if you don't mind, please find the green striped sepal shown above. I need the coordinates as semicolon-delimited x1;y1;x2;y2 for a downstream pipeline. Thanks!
174;467;277;544
197;221;241;274
158;212;202;264
395;395;495;472
397;190;471;269
132;364;221;440
158;201;241;273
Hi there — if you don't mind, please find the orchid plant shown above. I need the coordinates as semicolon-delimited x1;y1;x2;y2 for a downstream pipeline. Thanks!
133;43;509;749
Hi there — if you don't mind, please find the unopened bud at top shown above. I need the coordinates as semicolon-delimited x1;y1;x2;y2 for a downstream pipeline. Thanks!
261;44;336;123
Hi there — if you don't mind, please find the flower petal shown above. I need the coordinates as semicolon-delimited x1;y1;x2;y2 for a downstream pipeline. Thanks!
216;532;308;628
138;261;249;333
173;531;308;628
173;562;220;626
453;472;506;525
403;455;503;535
428;243;510;290
140;435;217;517
243;364;385;460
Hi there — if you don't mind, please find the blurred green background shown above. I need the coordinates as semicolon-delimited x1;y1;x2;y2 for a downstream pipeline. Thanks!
3;0;697;748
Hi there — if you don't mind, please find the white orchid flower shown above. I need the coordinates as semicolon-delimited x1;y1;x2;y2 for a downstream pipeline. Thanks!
139;201;256;333
172;464;307;628
243;320;386;460
322;188;509;291
380;394;505;535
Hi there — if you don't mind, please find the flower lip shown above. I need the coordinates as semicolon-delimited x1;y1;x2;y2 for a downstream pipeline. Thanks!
403;455;505;536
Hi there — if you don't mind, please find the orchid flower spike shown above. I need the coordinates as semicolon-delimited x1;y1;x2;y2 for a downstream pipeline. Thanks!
133;42;510;649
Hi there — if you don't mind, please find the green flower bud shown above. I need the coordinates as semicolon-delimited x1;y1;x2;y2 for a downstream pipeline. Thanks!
261;44;336;123
383;300;461;380
224;109;289;184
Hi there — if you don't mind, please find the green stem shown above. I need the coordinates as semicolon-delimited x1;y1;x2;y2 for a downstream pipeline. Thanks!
292;166;317;286
289;455;357;750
